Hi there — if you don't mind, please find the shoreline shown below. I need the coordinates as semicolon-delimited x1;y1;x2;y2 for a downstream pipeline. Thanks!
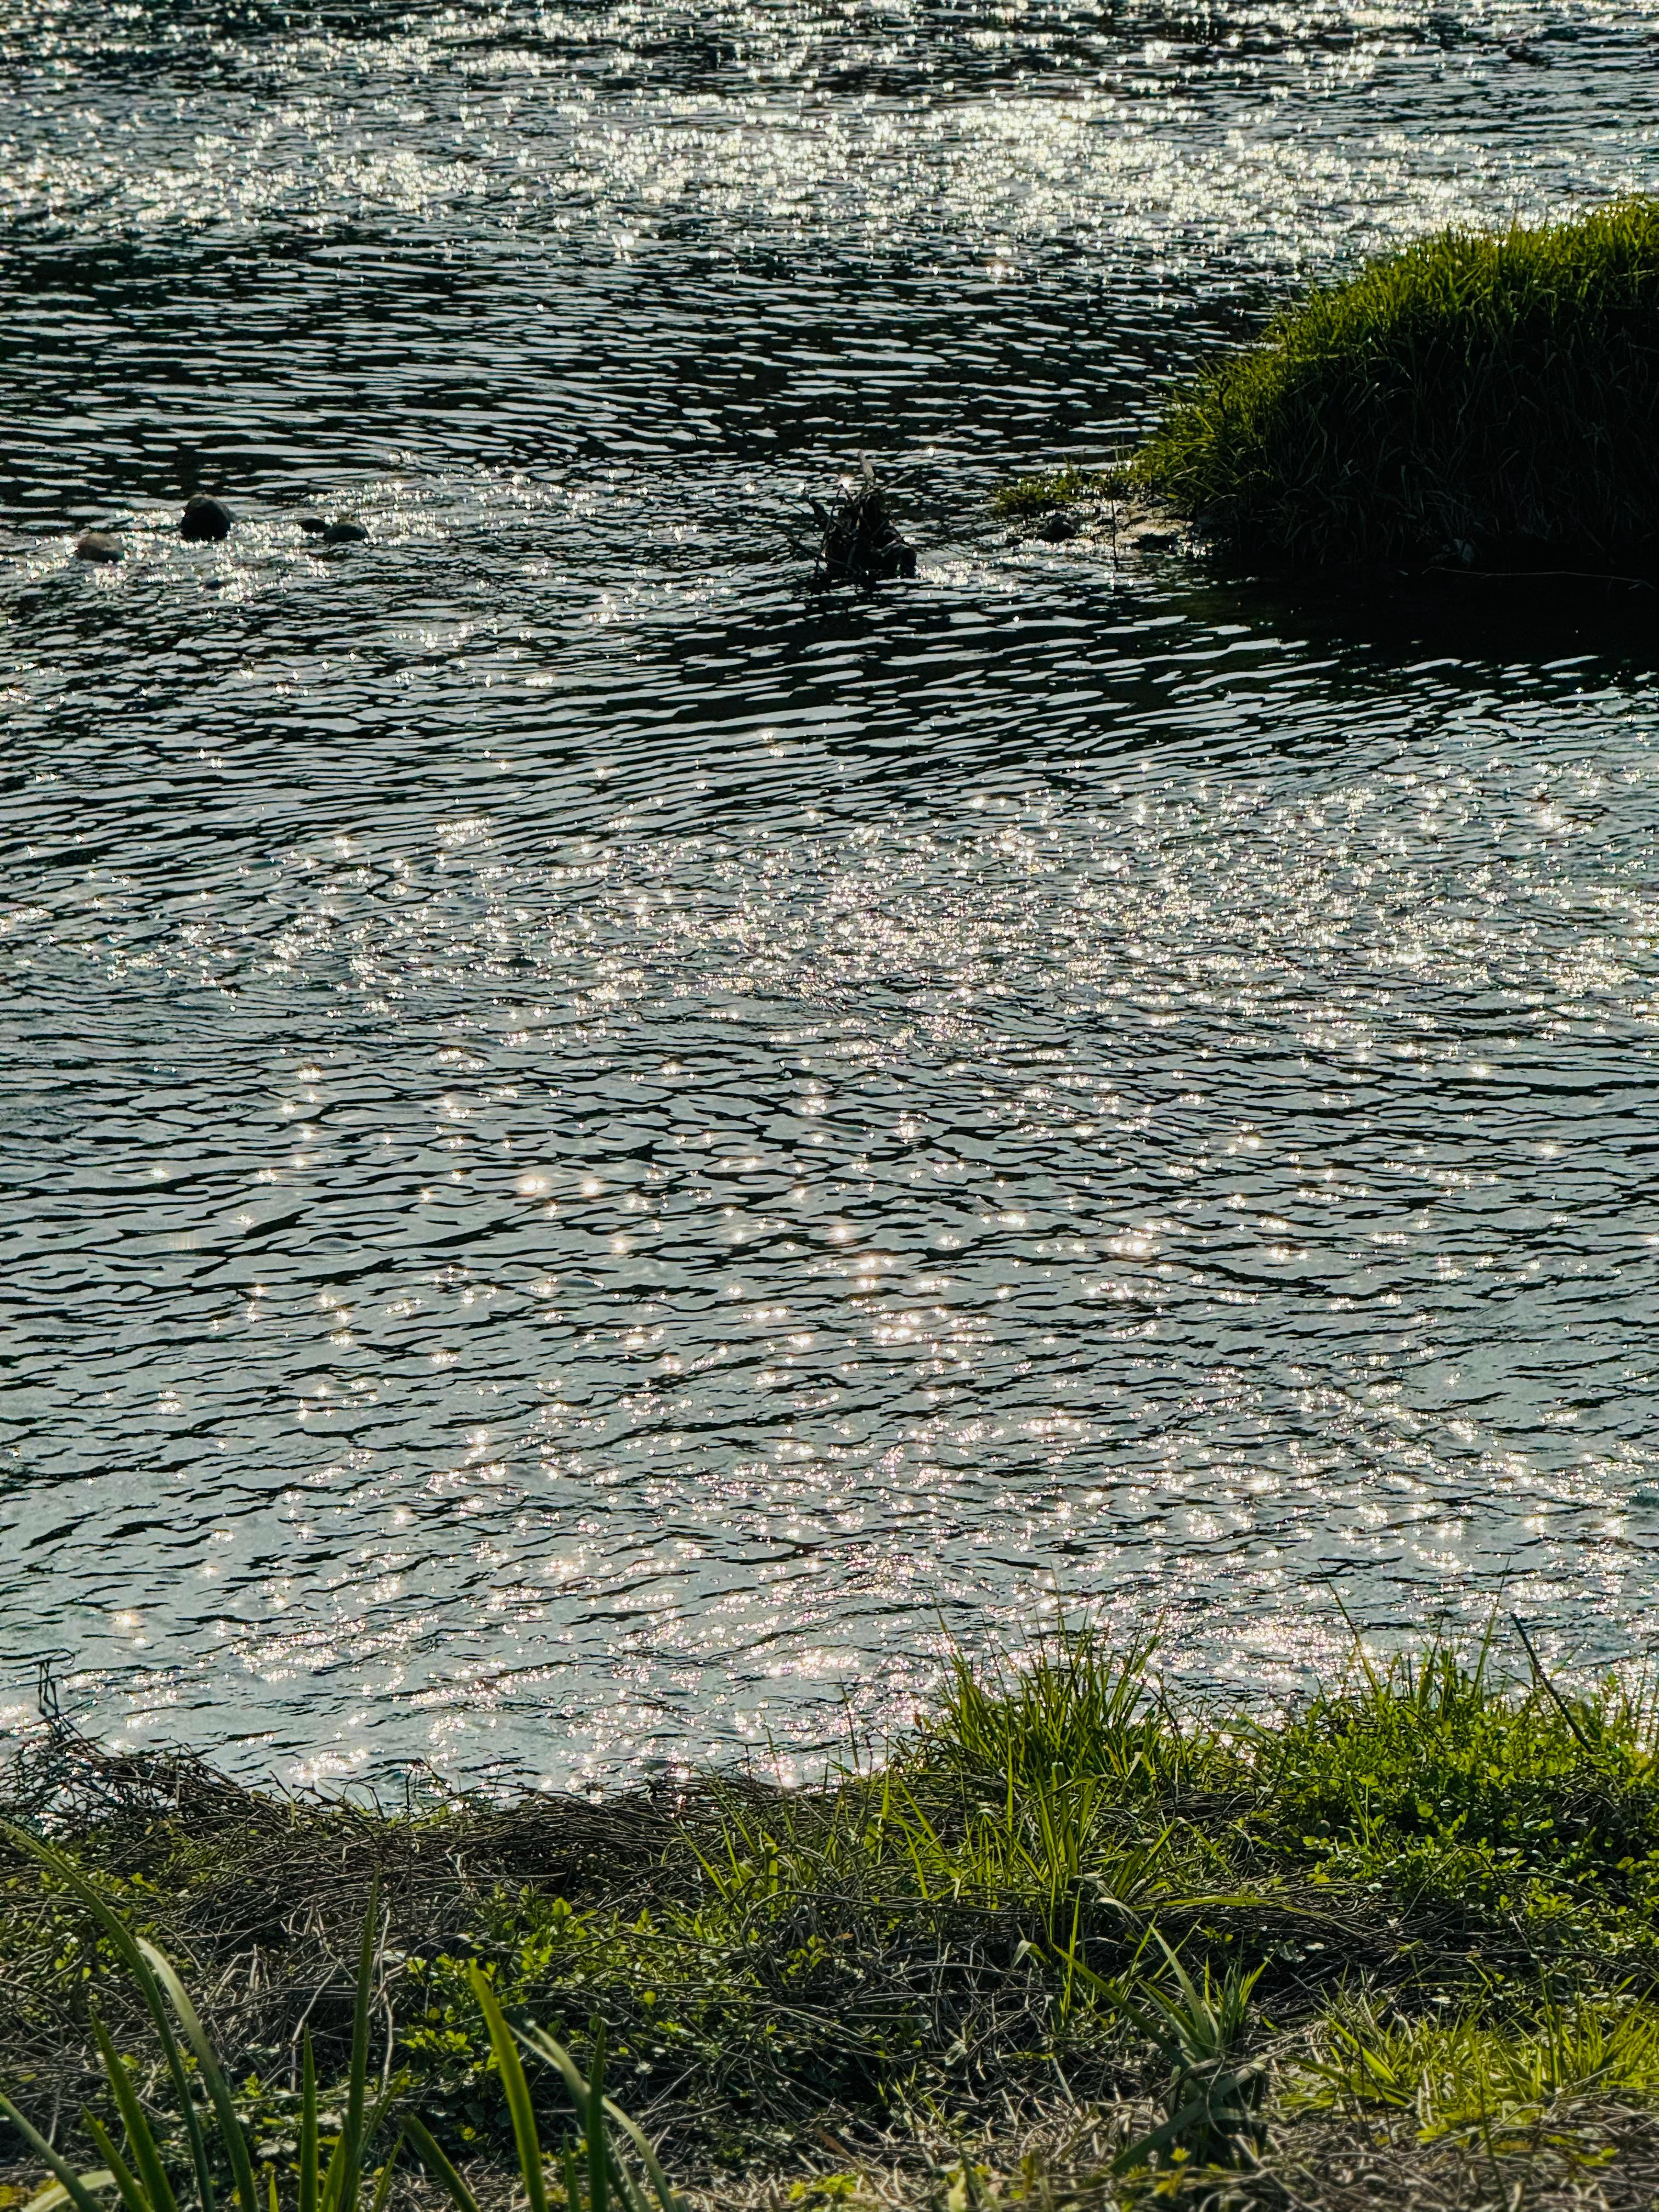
5;1629;1659;2211
998;200;1659;596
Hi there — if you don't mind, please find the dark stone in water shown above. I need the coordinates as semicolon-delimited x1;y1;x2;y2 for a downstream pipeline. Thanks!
181;494;233;541
812;473;917;585
298;514;369;546
74;531;125;563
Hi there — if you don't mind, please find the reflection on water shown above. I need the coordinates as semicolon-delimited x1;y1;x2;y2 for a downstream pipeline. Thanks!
3;0;1659;1787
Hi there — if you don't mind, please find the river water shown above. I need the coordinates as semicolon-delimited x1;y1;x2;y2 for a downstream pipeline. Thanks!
4;0;1659;1790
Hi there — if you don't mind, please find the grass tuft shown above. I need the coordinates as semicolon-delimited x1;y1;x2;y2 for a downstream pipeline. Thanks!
1133;196;1659;571
9;1624;1659;2210
990;466;1129;518
1292;1992;1659;2148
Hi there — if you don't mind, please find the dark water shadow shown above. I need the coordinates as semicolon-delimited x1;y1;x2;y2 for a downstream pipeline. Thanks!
1173;554;1659;682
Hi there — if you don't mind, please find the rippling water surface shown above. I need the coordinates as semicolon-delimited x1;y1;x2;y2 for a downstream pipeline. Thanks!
5;0;1659;1787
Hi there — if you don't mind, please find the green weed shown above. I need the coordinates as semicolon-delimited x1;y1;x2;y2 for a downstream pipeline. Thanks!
1132;196;1659;568
990;467;1128;518
1249;1635;1659;1932
1293;1993;1659;2148
1115;1937;1267;2172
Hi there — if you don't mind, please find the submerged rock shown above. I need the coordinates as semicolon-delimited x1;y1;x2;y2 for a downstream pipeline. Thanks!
298;514;369;547
181;494;233;542
74;531;125;563
811;471;917;585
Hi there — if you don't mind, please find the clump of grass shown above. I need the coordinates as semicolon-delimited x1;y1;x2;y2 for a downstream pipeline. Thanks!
1134;196;1659;571
1249;1629;1659;1937
990;466;1129;519
920;1629;1186;1794
1115;1936;1267;2172
10;1623;1659;2212
1292;1991;1659;2148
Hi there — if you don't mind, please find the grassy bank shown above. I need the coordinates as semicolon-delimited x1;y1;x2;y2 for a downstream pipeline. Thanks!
1005;199;1659;573
7;1627;1659;2212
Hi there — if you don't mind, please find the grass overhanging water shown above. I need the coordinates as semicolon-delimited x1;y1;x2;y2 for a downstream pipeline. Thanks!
1000;198;1659;575
6;1624;1659;2211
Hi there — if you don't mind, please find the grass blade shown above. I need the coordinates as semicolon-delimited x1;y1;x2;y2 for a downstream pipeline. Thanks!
89;2005;178;2212
318;2130;347;2212
597;2102;682;2212
81;2116;151;2212
335;1882;380;2212
511;2019;680;2212
402;2117;480;2212
138;1940;259;2212
585;2024;607;2212
468;1968;548;2212
300;2035;318;2212
511;2024;591;2129
1512;1613;1594;1752
365;2131;402;2212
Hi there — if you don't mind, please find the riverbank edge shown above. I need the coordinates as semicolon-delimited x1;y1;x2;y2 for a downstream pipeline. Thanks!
1000;198;1659;586
5;1630;1659;2212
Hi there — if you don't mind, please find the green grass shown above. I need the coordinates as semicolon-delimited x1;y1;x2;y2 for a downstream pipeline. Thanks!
1291;1993;1659;2147
990;466;1129;520
7;1625;1659;2211
0;1830;682;2212
1131;197;1659;571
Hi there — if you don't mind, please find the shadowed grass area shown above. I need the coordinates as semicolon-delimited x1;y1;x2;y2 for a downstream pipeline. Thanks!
6;1625;1659;2211
1131;198;1659;571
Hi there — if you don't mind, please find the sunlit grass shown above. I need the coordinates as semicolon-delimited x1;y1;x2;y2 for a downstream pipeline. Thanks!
1291;1993;1659;2148
1246;1630;1659;1929
1132;196;1659;569
8;1624;1659;2208
990;466;1128;518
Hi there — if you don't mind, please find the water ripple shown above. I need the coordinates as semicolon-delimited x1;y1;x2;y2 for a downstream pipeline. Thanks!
3;0;1659;1786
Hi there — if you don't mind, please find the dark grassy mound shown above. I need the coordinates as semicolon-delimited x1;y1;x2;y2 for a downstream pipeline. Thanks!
1135;198;1659;572
7;1627;1659;2212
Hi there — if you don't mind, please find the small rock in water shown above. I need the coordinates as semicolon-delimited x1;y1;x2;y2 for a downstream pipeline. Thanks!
811;470;917;585
74;531;125;563
298;514;369;547
180;494;233;541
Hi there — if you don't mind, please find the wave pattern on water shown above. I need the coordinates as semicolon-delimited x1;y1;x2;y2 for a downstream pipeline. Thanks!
3;0;1659;1785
